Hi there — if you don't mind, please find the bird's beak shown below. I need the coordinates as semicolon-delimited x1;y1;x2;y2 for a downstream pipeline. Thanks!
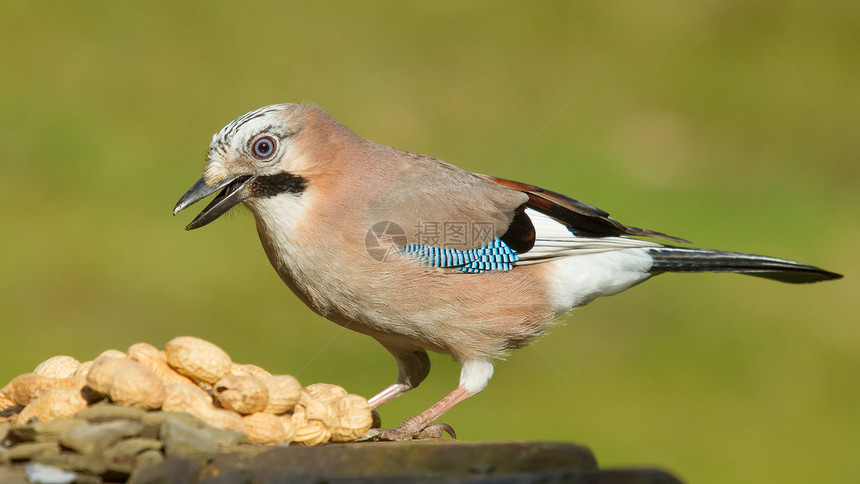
173;175;255;230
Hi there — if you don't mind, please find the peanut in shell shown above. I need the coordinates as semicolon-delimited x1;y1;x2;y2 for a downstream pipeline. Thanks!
33;356;81;379
86;356;166;410
290;403;332;446
128;342;196;386
262;375;302;414
164;336;232;384
331;394;373;442
17;387;89;424
243;412;287;444
213;375;268;415
6;374;88;406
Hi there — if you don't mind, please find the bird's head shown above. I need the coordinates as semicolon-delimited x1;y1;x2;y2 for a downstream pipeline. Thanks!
174;103;336;230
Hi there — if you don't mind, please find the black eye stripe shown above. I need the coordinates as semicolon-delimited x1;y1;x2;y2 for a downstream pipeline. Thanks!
250;172;308;198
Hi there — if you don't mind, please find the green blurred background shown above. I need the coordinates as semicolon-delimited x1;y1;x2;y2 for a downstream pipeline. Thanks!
1;1;857;482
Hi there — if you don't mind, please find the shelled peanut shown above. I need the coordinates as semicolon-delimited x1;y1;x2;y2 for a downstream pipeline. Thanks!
0;336;373;446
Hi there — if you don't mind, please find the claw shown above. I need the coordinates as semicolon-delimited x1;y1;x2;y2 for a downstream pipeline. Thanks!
416;423;457;440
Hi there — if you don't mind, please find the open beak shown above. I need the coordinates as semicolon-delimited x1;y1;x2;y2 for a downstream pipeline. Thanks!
173;175;255;230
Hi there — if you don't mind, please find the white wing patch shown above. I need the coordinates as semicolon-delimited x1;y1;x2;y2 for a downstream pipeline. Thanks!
516;208;662;265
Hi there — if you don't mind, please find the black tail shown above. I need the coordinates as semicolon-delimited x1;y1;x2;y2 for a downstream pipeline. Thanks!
648;247;842;284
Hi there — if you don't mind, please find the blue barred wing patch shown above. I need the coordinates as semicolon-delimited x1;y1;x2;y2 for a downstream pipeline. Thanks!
401;238;519;273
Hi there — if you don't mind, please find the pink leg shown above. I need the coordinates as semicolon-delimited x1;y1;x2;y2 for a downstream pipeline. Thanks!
368;383;409;409
368;343;431;410
377;385;474;441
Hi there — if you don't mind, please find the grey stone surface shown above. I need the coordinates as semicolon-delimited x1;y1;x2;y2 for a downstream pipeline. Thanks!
127;456;201;484
200;426;246;448
158;416;217;464
8;418;88;443
60;419;144;455
203;441;683;484
198;468;255;484
107;437;163;458
146;412;246;447
207;441;600;482
32;452;108;475
134;449;165;473
103;438;164;475
141;411;203;429
0;441;61;462
311;469;682;483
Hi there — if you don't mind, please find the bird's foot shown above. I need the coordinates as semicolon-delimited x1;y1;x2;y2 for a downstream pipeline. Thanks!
366;416;457;441
370;423;457;441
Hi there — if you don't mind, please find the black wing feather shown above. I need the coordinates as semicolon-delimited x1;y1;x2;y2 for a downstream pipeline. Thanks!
478;175;690;244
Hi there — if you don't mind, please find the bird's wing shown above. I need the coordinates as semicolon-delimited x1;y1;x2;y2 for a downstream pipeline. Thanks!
363;150;529;251
476;175;690;266
364;154;687;271
477;175;689;243
512;208;665;265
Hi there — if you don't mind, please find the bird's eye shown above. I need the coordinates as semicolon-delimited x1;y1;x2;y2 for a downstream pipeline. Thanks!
252;136;277;159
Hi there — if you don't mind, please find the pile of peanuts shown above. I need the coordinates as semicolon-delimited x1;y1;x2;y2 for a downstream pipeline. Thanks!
0;336;373;446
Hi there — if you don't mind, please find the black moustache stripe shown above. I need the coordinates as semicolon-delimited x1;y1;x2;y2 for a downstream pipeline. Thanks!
251;172;308;198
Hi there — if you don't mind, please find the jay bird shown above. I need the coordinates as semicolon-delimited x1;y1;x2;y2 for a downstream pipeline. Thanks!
174;103;842;440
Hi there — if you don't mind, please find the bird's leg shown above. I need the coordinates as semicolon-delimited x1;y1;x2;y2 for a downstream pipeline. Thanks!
375;359;494;441
368;383;409;409
376;386;472;440
369;342;431;409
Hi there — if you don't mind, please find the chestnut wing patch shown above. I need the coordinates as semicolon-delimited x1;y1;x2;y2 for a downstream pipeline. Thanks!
480;175;689;244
